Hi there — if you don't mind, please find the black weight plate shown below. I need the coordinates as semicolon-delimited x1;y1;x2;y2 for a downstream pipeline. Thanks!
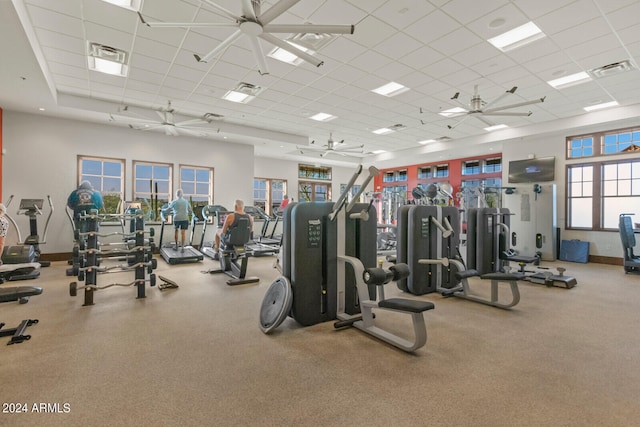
259;276;293;334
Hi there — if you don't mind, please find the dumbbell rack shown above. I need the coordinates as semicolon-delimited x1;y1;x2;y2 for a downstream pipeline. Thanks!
70;210;157;306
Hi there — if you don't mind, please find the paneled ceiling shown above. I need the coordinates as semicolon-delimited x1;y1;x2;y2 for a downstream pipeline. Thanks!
2;0;640;166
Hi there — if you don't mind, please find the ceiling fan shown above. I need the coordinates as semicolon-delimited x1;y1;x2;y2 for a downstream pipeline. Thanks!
433;85;546;130
111;101;215;137
138;0;355;76
298;134;366;158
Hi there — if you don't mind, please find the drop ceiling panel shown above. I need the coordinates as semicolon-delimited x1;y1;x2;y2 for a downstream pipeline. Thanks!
466;3;529;39
441;0;510;25
371;0;436;30
349;15;396;48
404;10;460;44
536;0;601;36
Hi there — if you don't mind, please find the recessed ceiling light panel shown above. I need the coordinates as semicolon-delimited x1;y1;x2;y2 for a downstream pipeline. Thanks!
310;112;337;122
484;124;508;132
372;82;409;97
547;71;592;89
488;21;545;52
87;42;129;76
583;101;619;112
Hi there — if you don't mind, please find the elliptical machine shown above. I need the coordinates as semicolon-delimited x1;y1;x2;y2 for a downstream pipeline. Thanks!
2;196;53;269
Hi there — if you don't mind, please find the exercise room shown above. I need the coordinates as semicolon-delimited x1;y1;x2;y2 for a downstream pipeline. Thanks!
2;1;640;426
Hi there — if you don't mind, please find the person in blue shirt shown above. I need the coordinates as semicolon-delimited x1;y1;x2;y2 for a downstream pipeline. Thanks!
167;189;192;250
67;180;104;223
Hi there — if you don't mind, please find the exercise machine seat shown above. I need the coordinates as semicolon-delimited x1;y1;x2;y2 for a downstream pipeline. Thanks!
0;286;43;304
222;217;251;250
619;215;640;273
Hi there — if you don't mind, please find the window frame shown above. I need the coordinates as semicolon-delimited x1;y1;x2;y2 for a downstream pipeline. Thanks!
77;155;125;219
180;164;214;221
132;160;173;223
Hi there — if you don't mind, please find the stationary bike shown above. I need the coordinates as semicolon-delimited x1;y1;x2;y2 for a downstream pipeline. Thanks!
210;216;259;286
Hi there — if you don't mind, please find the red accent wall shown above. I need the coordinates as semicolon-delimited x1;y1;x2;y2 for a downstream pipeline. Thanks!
373;152;502;202
0;107;3;201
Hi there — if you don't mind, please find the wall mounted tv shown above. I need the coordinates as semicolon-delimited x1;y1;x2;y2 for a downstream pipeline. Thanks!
508;156;555;183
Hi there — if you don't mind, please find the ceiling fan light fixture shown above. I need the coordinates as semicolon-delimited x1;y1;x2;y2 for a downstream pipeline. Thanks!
488;21;545;52
372;82;409;97
484;124;508;132
310;112;337;122
583;101;619;112
547;71;592;89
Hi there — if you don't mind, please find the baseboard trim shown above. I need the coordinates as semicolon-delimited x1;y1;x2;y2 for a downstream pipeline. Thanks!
588;255;622;266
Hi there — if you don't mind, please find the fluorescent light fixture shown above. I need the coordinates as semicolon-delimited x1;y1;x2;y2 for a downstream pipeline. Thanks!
547;71;592;89
222;82;262;103
309;112;337;122
88;56;127;76
222;90;253;103
372;128;395;135
99;0;141;11
488;21;545;52
267;41;310;65
372;150;386;154
87;42;128;77
418;139;436;144
484;124;508;132
372;82;409;97
439;107;467;117
583;101;619;112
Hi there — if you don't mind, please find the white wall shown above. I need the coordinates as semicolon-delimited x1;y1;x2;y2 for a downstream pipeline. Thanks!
501;131;640;257
2;111;254;253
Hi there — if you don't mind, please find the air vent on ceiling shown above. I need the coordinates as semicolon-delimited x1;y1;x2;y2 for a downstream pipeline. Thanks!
589;60;634;79
437;136;452;142
88;42;127;64
388;124;407;131
235;82;262;96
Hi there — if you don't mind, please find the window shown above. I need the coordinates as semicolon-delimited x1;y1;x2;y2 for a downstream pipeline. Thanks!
133;161;172;221
298;164;332;180
298;181;331;202
434;164;449;178
483;158;502;173
418;166;431;180
180;165;213;219
78;155;124;217
383;171;395;183
396;170;407;181
603;130;640;155
254;178;287;215
462;160;480;175
567;164;594;228
567;126;640;159
602;161;640;228
568;136;594;158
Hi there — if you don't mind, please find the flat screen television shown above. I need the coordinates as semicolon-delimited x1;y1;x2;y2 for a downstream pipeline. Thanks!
508;156;555;183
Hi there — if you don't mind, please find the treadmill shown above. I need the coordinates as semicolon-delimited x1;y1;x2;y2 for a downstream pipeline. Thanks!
158;204;204;265
244;206;280;256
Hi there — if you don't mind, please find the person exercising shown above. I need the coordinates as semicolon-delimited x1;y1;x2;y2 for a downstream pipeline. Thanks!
0;203;9;265
167;189;192;251
67;181;104;224
214;199;253;258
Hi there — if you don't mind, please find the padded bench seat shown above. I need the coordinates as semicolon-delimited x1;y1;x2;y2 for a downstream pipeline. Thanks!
481;272;523;281
378;298;434;313
0;286;43;304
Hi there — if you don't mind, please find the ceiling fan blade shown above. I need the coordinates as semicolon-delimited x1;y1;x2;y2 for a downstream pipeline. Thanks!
260;33;323;67
259;0;302;25
165;126;179;136
130;124;164;132
473;115;496;127
241;0;257;20
263;24;355;34
482;97;546;114
195;29;244;63
200;0;242;21
247;35;270;75
481;87;516;110
482;111;533;117
174;118;209;127
178;128;208;138
446;114;472;130
155;110;167;122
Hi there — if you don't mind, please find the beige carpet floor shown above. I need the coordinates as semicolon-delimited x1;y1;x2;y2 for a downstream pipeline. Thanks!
1;254;639;427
